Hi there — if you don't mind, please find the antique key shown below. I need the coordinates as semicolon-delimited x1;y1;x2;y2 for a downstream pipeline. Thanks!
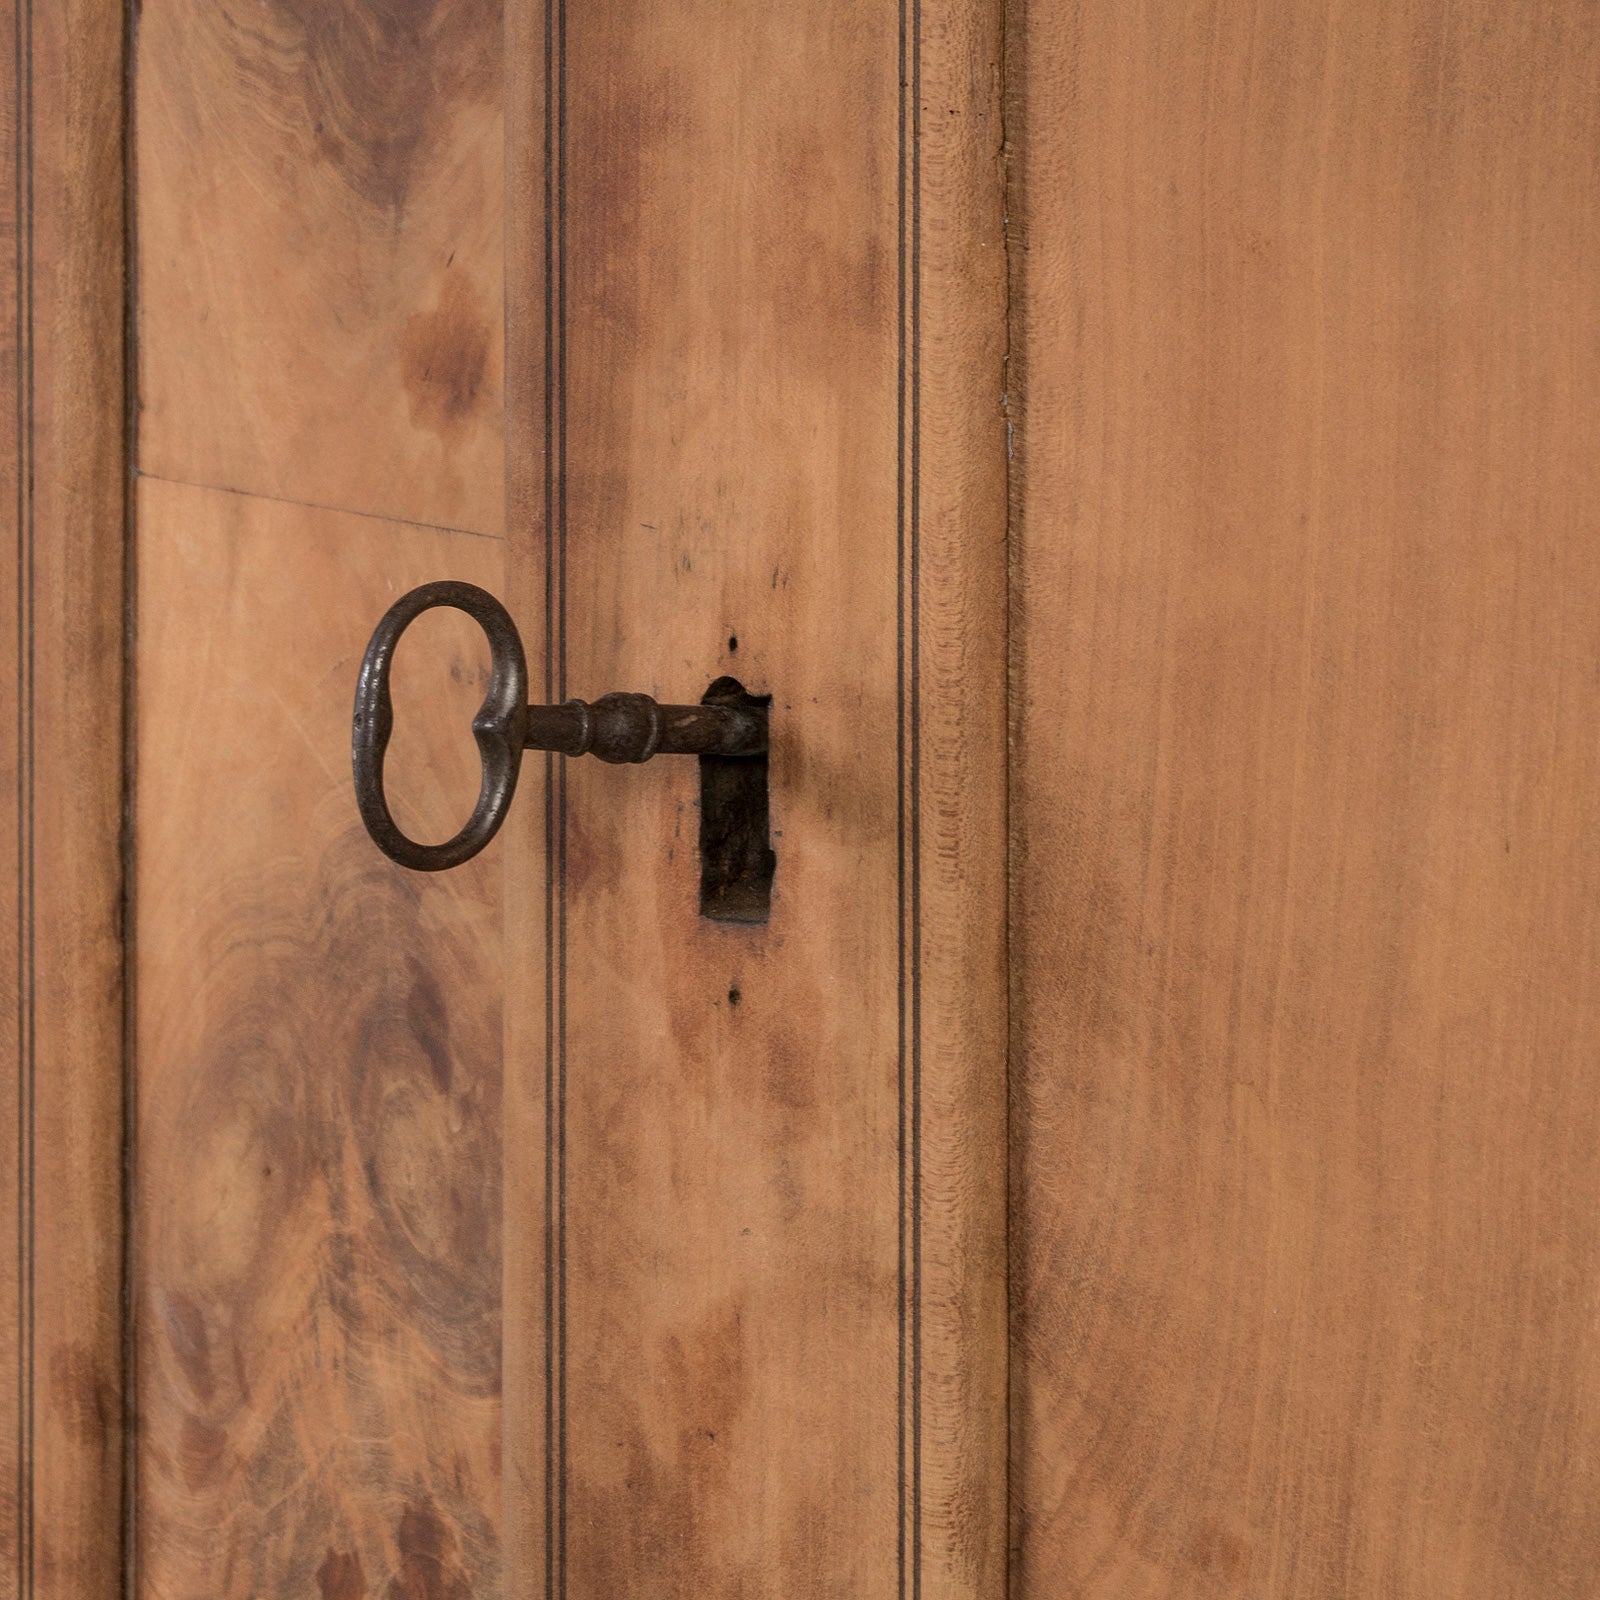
352;580;769;878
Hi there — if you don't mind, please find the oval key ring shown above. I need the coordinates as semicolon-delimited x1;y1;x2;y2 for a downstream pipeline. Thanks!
351;580;529;871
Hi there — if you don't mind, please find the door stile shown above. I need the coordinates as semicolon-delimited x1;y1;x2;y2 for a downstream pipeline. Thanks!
0;1;128;1596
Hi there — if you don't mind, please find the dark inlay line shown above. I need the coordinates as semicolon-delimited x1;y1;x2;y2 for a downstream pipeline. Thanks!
909;4;923;1593
119;0;140;1583
133;470;506;543
542;0;570;1593
542;0;557;1592
896;0;923;1593
119;0;138;1587
560;0;572;1587
896;0;909;1591
555;0;570;1588
12;0;34;1591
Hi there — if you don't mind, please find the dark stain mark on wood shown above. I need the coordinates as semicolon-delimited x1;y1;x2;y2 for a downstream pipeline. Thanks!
387;1495;472;1600
157;1288;217;1406
48;1342;115;1452
578;1298;753;1594
762;1027;818;1115
406;959;454;1096
252;0;502;213
1190;1519;1252;1584
179;1413;229;1492
318;1548;367;1600
401;274;493;440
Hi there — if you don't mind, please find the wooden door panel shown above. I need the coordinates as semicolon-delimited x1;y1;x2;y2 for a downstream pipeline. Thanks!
1008;3;1600;1593
132;482;505;1594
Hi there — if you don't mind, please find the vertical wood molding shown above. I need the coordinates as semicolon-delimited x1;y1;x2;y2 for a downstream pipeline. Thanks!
910;0;1009;1593
1;0;126;1595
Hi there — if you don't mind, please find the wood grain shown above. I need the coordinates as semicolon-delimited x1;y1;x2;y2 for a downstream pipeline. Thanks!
0;1;126;1595
1007;3;1600;1594
135;0;506;535
132;481;506;1596
134;0;511;1589
501;0;1007;1594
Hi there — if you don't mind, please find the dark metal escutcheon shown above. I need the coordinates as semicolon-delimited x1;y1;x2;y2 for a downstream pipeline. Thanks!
353;580;769;872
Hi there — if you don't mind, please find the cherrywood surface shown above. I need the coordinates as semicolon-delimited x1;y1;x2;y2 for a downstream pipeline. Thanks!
38;1;1600;1593
0;1;126;1595
1007;3;1600;1594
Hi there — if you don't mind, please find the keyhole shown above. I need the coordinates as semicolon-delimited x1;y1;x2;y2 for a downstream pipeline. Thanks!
698;676;774;924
